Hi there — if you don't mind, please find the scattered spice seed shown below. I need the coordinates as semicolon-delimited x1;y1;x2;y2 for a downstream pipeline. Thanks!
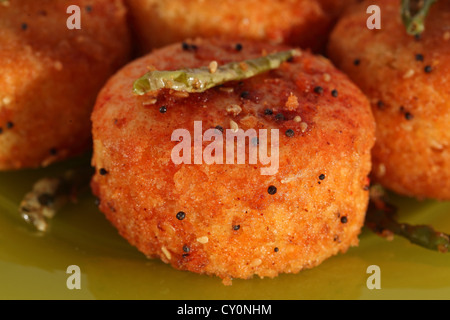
21;23;28;30
274;247;279;252
319;174;326;180
415;53;424;61
233;225;241;231
183;245;190;253
341;216;348;224
85;5;92;12
235;43;243;51
314;86;323;94
264;109;273;115
49;148;58;156
424;65;433;73
331;89;338;98
285;129;295;137
6;122;14;129
215;125;224;133
353;59;361;66
377;100;385;109
176;211;186;220
268;185;277;195
99;168;108;176
240;91;250;99
182;254;189;258
275;113;285;121
182;42;198;51
159;106;167;113
405;112;414;120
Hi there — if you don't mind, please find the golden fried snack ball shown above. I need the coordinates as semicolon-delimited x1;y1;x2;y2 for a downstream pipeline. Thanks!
328;0;450;200
125;0;358;54
91;38;375;284
0;0;131;170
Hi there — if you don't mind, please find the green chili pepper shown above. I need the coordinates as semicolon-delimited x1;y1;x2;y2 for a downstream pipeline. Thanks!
401;0;438;36
366;185;450;253
133;49;300;95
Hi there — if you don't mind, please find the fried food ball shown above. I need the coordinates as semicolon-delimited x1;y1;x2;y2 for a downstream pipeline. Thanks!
328;0;450;200
125;0;358;54
0;0;131;170
91;38;375;284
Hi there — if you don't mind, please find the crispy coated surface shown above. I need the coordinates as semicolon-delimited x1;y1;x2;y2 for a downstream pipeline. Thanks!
91;38;375;283
125;0;358;54
0;0;131;170
328;0;450;200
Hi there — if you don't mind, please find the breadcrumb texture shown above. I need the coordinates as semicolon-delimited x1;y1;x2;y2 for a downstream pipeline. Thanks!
328;0;450;200
91;38;375;284
125;0;358;54
0;0;131;170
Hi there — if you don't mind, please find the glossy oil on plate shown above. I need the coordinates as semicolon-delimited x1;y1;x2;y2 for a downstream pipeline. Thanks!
0;154;449;300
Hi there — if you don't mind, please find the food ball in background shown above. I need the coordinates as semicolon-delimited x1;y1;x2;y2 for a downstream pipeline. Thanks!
0;0;131;170
125;0;359;54
328;0;450;200
91;38;375;284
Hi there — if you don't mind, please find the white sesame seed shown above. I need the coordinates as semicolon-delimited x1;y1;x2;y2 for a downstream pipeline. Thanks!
197;236;209;244
323;73;331;82
226;104;242;116
300;122;308;132
54;61;63;71
209;61;218;73
378;163;386;177
403;69;415;79
142;99;157;106
293;115;302;123
2;96;12;106
430;140;444;150
250;258;262;267
161;247;171;260
444;31;450;41
230;120;239;133
219;87;234;93
172;91;189;98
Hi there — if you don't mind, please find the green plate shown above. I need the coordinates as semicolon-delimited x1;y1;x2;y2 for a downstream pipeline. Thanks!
1;154;449;300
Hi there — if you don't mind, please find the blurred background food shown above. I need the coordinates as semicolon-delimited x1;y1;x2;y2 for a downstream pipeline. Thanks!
328;0;450;200
125;0;359;55
0;0;131;170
